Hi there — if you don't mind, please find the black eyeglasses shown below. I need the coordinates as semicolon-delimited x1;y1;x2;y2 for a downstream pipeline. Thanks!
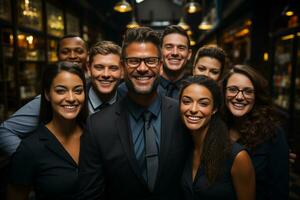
226;86;255;99
124;57;160;68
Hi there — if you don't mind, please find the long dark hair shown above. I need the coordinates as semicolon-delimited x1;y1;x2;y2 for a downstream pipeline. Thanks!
180;75;231;184
39;61;89;125
221;64;280;147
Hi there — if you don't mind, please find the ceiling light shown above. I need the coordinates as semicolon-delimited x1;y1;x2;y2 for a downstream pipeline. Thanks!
127;17;140;29
177;18;190;31
184;0;201;14
114;0;132;13
198;19;213;30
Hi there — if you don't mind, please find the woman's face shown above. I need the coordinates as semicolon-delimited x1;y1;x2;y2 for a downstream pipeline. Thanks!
225;73;255;117
193;56;222;81
180;84;216;132
46;71;85;121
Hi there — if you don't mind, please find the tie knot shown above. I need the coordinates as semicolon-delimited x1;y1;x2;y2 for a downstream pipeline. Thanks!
143;111;152;123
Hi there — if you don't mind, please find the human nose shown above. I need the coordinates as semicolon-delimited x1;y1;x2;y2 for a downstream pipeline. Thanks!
171;47;178;55
66;91;76;102
136;60;148;72
102;67;110;78
69;50;77;59
190;102;198;113
235;90;244;100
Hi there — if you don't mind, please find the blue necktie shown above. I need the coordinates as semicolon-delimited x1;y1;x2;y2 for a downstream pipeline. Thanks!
143;111;158;191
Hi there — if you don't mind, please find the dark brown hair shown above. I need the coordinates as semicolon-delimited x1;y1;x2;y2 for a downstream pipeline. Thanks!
193;45;227;77
180;75;231;184
40;61;88;125
221;64;280;147
161;25;190;49
121;27;161;59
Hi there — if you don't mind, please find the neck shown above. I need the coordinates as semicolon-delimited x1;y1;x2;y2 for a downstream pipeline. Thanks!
191;125;209;151
93;86;116;103
128;91;157;107
47;116;79;138
161;68;184;82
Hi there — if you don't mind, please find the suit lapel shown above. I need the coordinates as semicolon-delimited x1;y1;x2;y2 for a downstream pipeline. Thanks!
39;125;77;167
157;97;174;178
115;99;147;184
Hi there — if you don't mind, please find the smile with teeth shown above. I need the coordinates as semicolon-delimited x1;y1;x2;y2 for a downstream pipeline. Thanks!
62;105;79;111
231;102;248;109
135;76;151;80
99;80;114;85
186;115;202;122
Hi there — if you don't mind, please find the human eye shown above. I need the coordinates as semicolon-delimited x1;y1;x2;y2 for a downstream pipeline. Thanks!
74;86;84;94
178;45;187;51
109;65;120;71
164;44;173;50
197;66;206;71
93;64;104;71
227;86;238;93
181;96;192;105
54;87;67;94
75;48;84;54
127;58;140;66
211;70;220;75
60;48;69;55
146;57;158;66
243;88;254;95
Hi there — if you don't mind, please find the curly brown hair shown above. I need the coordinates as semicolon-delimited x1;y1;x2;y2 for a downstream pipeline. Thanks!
221;65;280;148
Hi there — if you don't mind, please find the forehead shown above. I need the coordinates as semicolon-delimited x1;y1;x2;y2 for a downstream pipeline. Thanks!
183;84;213;99
52;71;83;86
162;33;189;46
227;73;253;87
125;42;159;56
60;37;86;49
196;57;222;69
92;53;120;65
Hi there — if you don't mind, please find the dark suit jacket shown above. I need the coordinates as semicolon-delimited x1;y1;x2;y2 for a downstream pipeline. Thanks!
78;95;190;200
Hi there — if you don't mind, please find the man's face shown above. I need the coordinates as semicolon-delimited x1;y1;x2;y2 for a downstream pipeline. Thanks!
88;53;122;96
123;42;162;95
58;37;88;67
162;33;191;74
193;56;222;81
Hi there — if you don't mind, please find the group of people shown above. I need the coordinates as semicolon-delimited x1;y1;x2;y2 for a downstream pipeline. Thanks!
0;25;290;200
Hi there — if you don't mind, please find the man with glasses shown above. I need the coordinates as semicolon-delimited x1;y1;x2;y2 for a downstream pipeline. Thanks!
78;27;189;199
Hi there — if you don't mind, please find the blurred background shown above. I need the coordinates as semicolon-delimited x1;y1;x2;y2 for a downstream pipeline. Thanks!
0;0;300;198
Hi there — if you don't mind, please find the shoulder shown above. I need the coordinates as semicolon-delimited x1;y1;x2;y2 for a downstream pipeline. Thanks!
231;148;254;177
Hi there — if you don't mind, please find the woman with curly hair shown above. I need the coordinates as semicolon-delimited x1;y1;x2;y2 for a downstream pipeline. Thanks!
221;64;289;200
179;75;255;200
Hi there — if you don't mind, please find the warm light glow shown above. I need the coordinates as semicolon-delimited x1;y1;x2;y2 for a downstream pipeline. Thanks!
285;11;294;16
235;28;249;37
281;34;294;40
198;21;213;30
26;35;34;44
245;20;252;26
297;32;300;37
136;0;144;3
114;0;132;13
178;18;190;30
18;34;25;40
185;1;201;14
190;39;196;46
127;19;140;29
187;30;193;36
264;52;269;61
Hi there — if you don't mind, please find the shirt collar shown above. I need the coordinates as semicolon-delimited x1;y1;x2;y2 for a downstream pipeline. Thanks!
160;75;185;89
126;94;162;120
88;86;117;110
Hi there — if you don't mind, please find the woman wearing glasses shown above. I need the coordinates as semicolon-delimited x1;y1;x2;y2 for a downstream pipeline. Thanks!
221;64;289;200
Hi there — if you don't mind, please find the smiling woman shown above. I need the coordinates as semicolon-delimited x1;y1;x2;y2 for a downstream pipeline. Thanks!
6;62;88;200
221;64;289;200
179;75;255;200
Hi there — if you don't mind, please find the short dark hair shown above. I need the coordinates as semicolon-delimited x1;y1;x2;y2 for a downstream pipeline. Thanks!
121;27;161;59
161;25;190;49
57;34;88;55
40;61;88;125
89;41;121;65
193;45;227;75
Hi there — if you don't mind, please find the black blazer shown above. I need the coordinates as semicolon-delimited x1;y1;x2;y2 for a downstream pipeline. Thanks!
78;96;190;200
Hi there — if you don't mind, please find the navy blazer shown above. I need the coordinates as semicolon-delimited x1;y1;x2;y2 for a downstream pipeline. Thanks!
78;95;190;200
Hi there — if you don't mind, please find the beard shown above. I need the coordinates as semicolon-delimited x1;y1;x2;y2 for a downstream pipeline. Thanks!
125;75;160;95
